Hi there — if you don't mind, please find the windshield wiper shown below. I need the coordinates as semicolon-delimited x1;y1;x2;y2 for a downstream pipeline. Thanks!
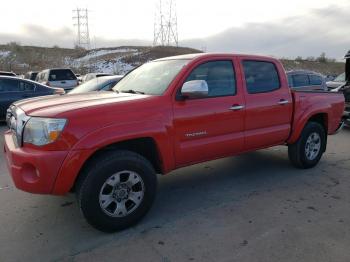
120;89;145;94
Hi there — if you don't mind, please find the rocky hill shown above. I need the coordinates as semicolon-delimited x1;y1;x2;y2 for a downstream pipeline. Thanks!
0;43;345;76
0;44;201;75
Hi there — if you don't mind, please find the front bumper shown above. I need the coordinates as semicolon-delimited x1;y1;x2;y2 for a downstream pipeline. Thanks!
3;131;68;194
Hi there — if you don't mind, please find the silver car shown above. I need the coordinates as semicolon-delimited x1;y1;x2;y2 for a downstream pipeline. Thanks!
326;72;346;90
35;68;78;91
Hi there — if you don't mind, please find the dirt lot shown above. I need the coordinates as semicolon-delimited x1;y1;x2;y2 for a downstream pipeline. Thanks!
0;123;350;262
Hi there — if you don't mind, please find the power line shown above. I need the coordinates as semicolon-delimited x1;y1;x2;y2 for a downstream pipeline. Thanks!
153;0;178;47
72;8;91;50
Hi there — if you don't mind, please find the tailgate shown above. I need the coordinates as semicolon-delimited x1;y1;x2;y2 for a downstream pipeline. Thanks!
49;80;77;89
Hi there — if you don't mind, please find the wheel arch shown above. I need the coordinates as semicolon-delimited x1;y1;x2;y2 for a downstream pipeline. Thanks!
288;112;328;145
72;137;164;193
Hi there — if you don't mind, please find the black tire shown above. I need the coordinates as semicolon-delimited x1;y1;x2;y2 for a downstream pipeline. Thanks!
288;122;326;169
76;150;157;232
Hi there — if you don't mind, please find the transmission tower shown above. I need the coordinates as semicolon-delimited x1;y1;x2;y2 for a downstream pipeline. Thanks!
72;8;91;50
153;0;178;47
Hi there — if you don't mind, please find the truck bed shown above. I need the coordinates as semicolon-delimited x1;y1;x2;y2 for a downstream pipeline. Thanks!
288;90;345;144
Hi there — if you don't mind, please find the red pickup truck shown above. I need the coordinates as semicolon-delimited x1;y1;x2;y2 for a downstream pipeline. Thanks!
4;53;344;232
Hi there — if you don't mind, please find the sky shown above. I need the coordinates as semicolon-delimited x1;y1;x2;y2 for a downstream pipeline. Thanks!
0;0;349;59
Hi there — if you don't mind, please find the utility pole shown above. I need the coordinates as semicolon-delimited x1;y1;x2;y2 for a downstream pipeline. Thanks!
153;0;178;47
72;8;91;50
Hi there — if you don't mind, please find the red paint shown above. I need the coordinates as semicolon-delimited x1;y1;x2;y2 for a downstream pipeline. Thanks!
3;54;345;195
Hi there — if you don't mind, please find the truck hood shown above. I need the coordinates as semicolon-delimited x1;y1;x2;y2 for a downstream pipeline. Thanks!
14;91;149;117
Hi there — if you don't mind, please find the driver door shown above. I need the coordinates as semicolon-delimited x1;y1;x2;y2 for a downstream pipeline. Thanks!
172;59;245;167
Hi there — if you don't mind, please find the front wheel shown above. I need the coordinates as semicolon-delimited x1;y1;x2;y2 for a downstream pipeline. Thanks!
288;122;326;169
77;150;157;232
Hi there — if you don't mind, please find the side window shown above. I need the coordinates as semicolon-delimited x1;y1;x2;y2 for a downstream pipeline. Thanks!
0;80;4;92
287;74;293;87
309;74;322;85
0;79;19;91
184;60;236;97
19;81;35;91
102;81;117;91
292;74;309;87
243;61;280;93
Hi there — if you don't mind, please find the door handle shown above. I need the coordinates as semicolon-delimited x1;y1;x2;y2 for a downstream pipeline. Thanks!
278;99;289;105
229;105;245;111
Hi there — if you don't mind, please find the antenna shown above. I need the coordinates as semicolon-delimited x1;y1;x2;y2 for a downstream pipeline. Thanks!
72;8;91;50
153;0;178;47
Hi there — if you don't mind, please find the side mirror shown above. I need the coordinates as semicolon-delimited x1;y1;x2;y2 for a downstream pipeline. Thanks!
181;80;208;99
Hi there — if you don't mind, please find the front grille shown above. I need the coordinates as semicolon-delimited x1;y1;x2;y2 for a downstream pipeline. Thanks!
5;105;15;129
5;106;30;147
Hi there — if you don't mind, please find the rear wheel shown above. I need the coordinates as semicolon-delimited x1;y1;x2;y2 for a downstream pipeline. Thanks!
77;150;157;232
288;122;326;169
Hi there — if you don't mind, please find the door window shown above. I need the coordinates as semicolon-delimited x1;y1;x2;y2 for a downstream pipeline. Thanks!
0;79;19;92
243;61;280;93
184;60;236;97
292;74;309;87
309;74;322;85
19;81;35;91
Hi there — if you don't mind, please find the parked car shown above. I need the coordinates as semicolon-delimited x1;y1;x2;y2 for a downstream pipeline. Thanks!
0;76;64;120
325;74;337;82
35;68;78;91
24;71;39;81
287;70;327;91
82;73;113;82
68;75;123;94
4;53;344;232
332;50;350;125
326;72;346;90
0;71;16;77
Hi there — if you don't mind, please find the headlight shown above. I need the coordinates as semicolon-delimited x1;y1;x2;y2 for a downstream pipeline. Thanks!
23;118;67;146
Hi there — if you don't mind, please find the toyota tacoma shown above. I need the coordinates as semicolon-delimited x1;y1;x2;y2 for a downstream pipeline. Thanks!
4;53;345;232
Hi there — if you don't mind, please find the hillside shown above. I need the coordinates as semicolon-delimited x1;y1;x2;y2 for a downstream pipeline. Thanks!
0;44;201;75
0;43;346;76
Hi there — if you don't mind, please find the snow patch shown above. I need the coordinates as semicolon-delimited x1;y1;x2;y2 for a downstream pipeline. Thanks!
76;48;138;62
0;50;11;58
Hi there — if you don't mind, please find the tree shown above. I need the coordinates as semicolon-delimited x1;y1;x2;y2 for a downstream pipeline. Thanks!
316;52;327;63
295;56;303;62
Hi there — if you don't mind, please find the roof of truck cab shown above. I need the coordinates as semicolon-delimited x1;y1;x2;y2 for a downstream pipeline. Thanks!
154;53;279;61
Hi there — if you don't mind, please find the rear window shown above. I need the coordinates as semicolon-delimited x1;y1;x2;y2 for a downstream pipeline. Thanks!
49;69;77;81
243;61;280;94
292;74;309;87
309;74;323;85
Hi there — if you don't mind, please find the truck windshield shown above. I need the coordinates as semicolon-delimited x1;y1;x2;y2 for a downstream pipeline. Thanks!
113;59;189;95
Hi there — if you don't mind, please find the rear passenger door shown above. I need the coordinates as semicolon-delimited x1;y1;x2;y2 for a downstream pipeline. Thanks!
240;59;293;150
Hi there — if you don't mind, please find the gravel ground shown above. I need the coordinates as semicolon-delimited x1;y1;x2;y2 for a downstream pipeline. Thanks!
0;123;349;262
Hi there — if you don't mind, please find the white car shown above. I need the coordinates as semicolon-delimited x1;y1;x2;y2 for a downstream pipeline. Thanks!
82;73;112;82
35;69;78;91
